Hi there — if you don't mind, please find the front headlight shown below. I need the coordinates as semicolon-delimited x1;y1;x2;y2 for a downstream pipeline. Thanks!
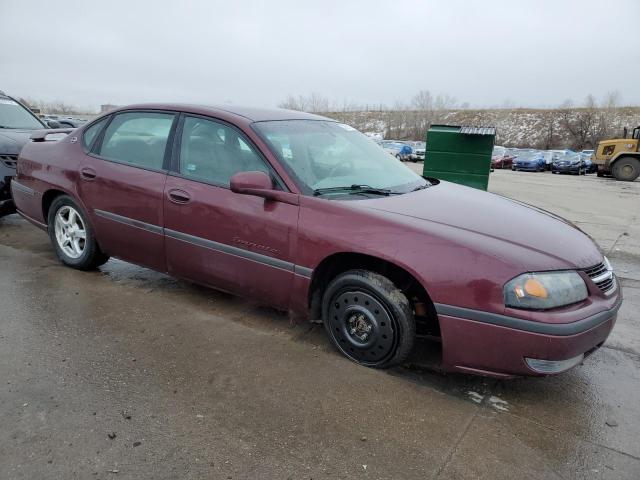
504;271;587;310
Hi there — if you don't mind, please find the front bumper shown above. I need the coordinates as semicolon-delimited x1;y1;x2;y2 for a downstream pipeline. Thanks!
0;176;16;217
514;164;541;171
436;301;620;377
552;164;581;173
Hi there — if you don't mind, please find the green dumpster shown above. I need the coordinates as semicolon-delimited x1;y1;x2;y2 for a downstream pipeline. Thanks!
423;125;496;190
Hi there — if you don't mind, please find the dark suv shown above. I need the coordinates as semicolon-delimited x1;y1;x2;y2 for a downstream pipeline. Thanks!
0;91;50;216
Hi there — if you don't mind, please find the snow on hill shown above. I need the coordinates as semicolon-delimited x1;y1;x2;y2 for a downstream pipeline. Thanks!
323;107;640;150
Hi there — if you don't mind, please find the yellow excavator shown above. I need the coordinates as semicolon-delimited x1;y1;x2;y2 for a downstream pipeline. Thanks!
593;126;640;181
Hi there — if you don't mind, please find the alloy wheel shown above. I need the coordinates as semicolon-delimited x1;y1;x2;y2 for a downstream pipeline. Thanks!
54;206;86;259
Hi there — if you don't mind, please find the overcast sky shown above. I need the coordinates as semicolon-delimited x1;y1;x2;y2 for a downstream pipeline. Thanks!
1;0;639;111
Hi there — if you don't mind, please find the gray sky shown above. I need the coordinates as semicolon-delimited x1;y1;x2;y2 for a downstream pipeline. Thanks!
1;0;639;111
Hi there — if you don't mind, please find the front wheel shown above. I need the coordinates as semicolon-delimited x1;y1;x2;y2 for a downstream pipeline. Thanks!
48;195;109;270
612;157;640;182
322;270;415;368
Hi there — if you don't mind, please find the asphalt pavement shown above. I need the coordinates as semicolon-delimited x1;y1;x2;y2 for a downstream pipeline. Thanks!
1;169;639;479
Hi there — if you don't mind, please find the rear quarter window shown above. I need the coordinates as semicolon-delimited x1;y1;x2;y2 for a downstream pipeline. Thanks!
82;117;109;151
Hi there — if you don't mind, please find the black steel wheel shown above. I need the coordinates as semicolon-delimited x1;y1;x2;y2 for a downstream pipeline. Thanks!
322;270;415;368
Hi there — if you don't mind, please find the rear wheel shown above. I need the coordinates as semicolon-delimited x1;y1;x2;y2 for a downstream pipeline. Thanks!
47;195;109;270
322;270;415;369
612;157;640;182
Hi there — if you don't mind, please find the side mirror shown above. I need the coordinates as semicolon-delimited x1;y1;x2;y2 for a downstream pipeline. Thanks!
46;120;61;129
229;171;299;205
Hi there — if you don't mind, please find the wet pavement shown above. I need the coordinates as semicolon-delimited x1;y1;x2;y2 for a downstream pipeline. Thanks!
1;170;639;479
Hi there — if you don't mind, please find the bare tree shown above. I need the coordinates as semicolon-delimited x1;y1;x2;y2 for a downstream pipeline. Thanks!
278;92;329;113
411;90;433;111
307;92;329;113
278;94;307;111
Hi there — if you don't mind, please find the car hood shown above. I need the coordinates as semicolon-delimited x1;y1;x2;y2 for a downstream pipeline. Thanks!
354;181;602;270
0;129;34;155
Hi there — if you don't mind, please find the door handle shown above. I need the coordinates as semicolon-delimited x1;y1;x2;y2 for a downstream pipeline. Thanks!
79;167;97;180
167;188;191;204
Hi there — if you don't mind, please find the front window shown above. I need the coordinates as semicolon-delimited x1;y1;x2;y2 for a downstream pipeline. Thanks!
178;116;270;186
253;120;425;195
0;98;44;130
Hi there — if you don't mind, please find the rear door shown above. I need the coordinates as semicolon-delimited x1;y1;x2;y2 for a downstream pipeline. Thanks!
77;110;177;271
163;114;299;309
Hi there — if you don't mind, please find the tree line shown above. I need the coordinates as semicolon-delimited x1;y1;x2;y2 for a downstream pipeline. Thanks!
278;91;633;150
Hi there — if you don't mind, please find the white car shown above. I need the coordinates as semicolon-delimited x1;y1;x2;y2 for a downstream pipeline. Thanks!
408;141;426;162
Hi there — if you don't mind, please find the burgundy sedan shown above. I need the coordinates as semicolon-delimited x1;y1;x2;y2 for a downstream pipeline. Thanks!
491;146;514;169
11;104;621;377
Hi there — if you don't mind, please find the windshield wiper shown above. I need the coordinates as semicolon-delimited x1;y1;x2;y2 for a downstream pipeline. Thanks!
313;184;394;196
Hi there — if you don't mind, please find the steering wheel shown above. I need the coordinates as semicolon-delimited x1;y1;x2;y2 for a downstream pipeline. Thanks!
327;159;354;177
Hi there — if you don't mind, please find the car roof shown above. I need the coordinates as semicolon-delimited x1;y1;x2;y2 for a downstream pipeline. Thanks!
108;103;332;123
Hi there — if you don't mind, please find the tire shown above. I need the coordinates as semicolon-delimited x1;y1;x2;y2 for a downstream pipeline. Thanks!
47;195;109;270
612;157;640;182
322;270;415;369
597;169;604;177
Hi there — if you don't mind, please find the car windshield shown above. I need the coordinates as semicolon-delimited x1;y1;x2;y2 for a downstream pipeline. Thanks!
253;120;426;195
0;98;43;129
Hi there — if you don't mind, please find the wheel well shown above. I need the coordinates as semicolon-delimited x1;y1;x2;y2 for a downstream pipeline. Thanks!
308;252;440;337
41;189;67;224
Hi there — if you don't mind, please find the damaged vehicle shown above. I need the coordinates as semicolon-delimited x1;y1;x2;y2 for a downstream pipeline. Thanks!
0;91;61;217
12;104;621;377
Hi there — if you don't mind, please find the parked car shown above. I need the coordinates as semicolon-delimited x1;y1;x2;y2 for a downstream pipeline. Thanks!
42;114;86;128
0;90;62;217
380;141;412;161
491;145;514;169
408;141;426;162
12;104;620;377
512;151;546;171
552;153;586;175
580;150;597;173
